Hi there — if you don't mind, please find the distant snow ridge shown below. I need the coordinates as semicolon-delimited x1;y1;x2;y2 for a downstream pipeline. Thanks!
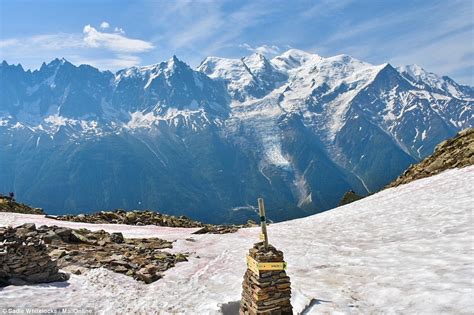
0;49;473;223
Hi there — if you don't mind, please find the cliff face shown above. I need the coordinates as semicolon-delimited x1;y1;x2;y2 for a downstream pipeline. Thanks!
387;128;474;188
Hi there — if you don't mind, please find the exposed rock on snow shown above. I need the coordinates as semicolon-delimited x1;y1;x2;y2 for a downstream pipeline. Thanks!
1;223;188;285
388;127;474;187
55;209;254;234
0;196;44;215
56;209;203;227
338;190;363;206
40;225;184;284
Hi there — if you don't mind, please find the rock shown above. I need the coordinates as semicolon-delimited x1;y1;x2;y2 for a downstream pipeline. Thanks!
0;200;44;215
55;209;248;234
136;269;161;284
113;266;129;273
18;223;36;231
110;232;124;244
42;230;61;244
175;254;188;262
0;222;190;285
125;212;137;222
49;249;66;259
388;128;474;188
338;190;363;206
70;231;94;244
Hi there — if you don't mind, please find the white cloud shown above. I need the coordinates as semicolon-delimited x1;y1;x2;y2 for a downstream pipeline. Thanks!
0;24;154;71
114;27;125;34
303;0;354;18
83;25;153;53
72;54;141;70
149;1;276;56
1;25;154;54
0;38;20;48
240;43;281;56
309;1;474;85
100;21;110;29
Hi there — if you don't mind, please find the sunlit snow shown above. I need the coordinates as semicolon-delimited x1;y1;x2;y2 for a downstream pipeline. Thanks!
0;167;472;314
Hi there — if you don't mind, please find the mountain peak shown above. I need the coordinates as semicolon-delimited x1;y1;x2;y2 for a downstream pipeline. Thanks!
397;64;429;80
280;48;316;59
242;53;270;71
0;60;24;72
50;57;69;66
169;55;180;64
39;58;73;72
166;55;189;73
271;48;321;70
325;54;371;67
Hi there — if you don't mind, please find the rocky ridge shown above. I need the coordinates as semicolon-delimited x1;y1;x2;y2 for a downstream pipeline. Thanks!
0;197;44;214
55;209;256;234
338;190;363;206
387;128;474;188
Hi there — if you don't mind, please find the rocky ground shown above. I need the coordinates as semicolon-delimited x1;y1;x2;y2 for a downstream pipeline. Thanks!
55;209;257;234
0;199;44;215
338;190;363;206
388;128;474;188
0;223;189;286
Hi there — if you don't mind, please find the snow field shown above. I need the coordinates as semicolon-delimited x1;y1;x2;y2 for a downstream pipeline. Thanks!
0;166;473;314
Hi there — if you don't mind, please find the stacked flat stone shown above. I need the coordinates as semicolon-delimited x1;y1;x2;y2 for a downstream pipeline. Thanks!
0;223;69;286
240;242;292;315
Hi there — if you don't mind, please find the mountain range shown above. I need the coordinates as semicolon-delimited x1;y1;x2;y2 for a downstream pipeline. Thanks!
1;49;472;223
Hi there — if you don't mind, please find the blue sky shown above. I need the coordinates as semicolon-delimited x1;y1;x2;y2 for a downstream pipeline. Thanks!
1;0;473;84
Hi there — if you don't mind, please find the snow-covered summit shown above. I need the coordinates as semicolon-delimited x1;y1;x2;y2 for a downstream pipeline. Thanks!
271;48;320;70
397;64;474;99
198;53;286;101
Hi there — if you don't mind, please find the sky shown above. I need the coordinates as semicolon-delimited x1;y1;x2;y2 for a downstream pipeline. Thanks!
0;0;473;85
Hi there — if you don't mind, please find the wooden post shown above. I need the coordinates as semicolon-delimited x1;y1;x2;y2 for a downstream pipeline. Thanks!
258;198;268;247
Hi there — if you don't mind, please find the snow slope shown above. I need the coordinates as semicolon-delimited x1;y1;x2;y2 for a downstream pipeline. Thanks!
1;166;473;314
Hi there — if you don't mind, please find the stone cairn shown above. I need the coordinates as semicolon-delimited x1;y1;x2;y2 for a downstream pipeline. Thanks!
240;199;292;315
0;223;69;286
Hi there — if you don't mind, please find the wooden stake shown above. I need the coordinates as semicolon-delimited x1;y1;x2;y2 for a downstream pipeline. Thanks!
258;198;268;247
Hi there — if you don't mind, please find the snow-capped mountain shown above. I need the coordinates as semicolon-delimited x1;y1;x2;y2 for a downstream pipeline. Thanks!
0;50;472;223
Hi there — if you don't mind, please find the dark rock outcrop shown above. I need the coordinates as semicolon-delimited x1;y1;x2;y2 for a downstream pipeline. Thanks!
387;128;474;188
55;209;253;234
338;190;363;206
0;197;44;214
